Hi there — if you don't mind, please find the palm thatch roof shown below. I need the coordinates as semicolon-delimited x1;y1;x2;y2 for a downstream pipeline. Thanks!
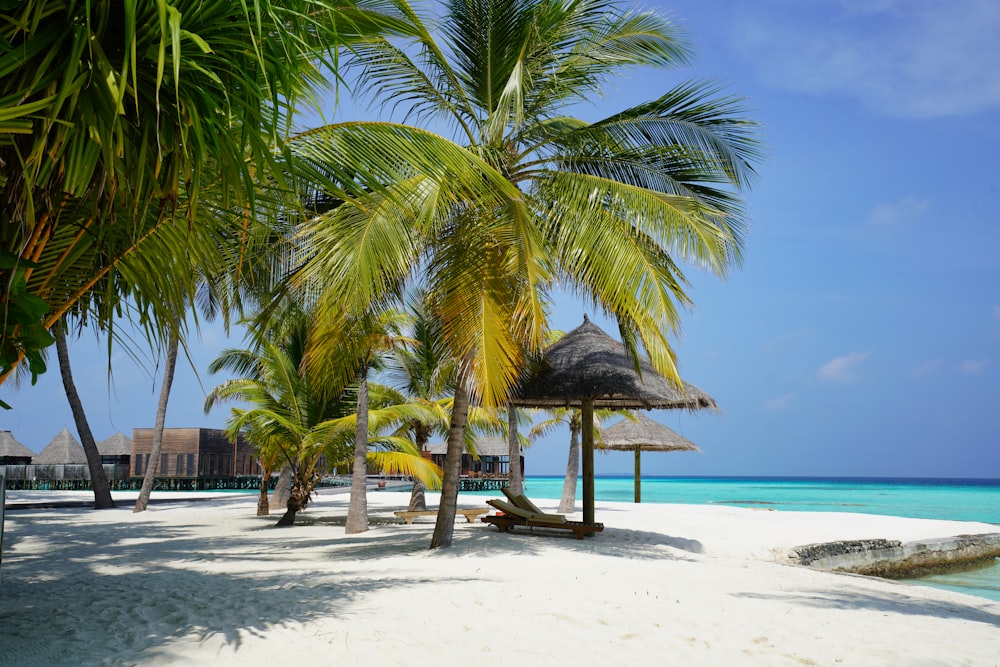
34;427;87;465
426;435;509;457
597;413;701;453
0;430;35;460
511;316;717;411
98;432;132;456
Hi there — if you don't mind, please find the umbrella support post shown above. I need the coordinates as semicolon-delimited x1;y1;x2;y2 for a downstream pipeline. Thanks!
634;448;641;503
582;398;595;526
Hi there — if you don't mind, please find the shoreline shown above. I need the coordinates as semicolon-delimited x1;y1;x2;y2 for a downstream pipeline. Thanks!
2;491;999;665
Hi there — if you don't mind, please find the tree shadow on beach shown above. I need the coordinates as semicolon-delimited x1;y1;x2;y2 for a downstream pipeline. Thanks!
0;508;477;667
731;581;1000;629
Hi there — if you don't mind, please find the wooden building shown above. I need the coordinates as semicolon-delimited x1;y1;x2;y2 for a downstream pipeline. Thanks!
131;428;258;478
425;435;523;479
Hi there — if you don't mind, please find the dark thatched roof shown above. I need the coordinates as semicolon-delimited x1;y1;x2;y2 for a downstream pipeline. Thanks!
98;432;132;456
511;316;717;411
597;412;701;453
34;427;87;465
0;430;35;459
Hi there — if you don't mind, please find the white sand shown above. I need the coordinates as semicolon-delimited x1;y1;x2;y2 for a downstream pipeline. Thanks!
1;490;999;666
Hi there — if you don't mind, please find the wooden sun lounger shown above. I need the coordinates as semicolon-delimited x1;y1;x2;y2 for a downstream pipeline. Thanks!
394;508;489;524
482;498;603;539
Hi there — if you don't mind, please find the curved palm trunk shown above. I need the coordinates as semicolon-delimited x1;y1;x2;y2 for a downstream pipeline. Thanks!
276;481;308;526
506;403;523;496
54;328;114;509
257;461;274;516
134;329;178;513
558;413;581;514
345;372;369;534
269;466;293;513
430;381;470;549
407;422;429;512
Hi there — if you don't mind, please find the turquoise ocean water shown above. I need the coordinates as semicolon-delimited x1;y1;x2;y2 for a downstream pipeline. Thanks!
472;476;1000;602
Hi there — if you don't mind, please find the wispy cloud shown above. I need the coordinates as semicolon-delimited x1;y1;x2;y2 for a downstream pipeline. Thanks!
730;0;1000;118
959;359;988;375
818;352;871;383
762;393;794;411
910;359;944;379
868;197;929;226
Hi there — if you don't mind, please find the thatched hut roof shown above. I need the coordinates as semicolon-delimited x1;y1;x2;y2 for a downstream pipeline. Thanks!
597;413;700;453
426;434;509;457
0;430;35;460
511;316;717;411
34;427;87;465
98;432;132;456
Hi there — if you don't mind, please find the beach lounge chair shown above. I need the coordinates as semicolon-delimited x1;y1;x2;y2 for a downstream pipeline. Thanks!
394;508;489;524
482;498;604;539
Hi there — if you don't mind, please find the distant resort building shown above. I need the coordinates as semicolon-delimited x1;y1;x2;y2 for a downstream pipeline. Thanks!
0;426;261;490
34;427;88;465
131;427;259;480
425;434;523;480
0;431;34;465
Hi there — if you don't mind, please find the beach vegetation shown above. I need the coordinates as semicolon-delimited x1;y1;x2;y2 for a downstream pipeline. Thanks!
0;0;410;388
205;306;442;527
287;0;761;547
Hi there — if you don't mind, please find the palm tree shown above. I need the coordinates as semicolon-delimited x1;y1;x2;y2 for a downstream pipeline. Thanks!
0;0;408;387
290;0;762;548
389;290;457;511
53;325;114;509
205;307;440;526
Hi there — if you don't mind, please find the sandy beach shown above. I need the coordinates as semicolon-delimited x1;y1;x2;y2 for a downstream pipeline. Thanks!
1;490;998;666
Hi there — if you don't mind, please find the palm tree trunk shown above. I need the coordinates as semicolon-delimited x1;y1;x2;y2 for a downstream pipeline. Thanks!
134;328;178;513
506;403;523;496
54;327;114;509
257;462;274;516
269;466;293;513
430;380;470;549
276;481;307;526
345;371;369;534
558;414;581;514
407;423;428;511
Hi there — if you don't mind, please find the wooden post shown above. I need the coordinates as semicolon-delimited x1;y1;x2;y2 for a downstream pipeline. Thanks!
581;398;595;526
634;448;641;503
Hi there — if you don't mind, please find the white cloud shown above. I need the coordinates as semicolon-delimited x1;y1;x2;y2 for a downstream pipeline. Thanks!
818;351;871;383
868;197;929;226
959;359;988;375
762;393;794;411
910;359;944;379
730;0;1000;118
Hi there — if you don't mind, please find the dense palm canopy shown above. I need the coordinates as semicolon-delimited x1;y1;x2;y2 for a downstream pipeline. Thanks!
0;0;409;385
291;0;761;407
288;0;761;546
204;307;441;526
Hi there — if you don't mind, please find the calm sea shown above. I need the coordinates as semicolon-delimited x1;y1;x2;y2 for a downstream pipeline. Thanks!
481;476;1000;602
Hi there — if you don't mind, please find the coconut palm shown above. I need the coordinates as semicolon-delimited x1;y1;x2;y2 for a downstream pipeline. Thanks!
205;307;440;526
0;0;410;387
290;0;762;547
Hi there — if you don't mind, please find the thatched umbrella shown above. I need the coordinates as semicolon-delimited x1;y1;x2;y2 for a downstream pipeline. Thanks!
598;412;700;503
512;316;716;527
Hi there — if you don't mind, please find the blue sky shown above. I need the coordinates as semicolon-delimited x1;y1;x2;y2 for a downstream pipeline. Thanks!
2;0;998;478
